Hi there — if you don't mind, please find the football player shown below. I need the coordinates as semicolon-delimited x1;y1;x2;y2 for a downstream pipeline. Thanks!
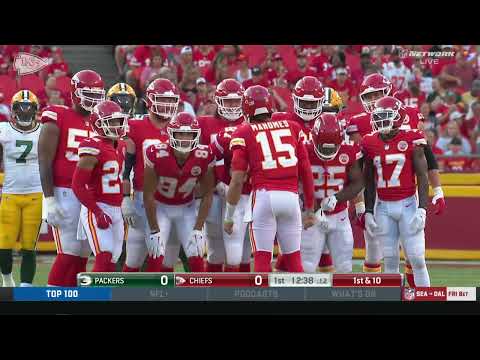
72;101;128;272
120;78;179;272
362;96;430;286
272;77;334;272
0;90;43;286
347;73;445;283
196;79;249;272
107;82;137;116
143;112;215;272
39;70;105;286
301;113;364;273
224;85;315;272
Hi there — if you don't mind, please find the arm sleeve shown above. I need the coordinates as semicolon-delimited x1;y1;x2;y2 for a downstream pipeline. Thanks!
297;141;314;210
72;167;101;213
122;152;136;180
231;148;248;172
424;144;439;171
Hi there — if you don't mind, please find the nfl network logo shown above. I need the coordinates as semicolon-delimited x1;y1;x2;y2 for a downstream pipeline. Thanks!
403;288;416;301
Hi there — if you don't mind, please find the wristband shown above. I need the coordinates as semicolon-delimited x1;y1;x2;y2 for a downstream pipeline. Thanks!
355;202;366;215
225;202;236;221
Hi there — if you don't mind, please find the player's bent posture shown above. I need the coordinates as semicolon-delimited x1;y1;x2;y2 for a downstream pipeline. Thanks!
0;91;43;286
39;70;105;286
197;79;249;272
72;101;128;272
362;96;431;286
224;85;315;272
143;112;215;272
301;113;364;273
120;79;179;272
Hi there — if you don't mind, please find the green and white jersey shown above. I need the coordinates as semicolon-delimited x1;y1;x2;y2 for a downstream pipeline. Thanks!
0;122;42;194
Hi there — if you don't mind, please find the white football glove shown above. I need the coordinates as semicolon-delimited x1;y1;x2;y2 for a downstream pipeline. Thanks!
147;231;165;259
121;196;139;228
186;230;206;257
365;213;380;237
315;209;329;232
215;182;229;198
410;208;427;234
45;197;65;227
320;195;338;212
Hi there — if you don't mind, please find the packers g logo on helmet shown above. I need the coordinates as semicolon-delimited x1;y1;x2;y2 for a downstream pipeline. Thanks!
10;90;39;130
107;82;137;115
322;87;343;113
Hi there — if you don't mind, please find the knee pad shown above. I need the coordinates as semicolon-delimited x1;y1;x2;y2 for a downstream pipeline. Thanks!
334;260;352;273
383;256;400;273
408;255;427;270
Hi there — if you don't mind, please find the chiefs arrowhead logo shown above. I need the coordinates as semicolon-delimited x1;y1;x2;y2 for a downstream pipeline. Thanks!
13;52;49;75
398;141;408;152
191;166;202;176
339;153;350;165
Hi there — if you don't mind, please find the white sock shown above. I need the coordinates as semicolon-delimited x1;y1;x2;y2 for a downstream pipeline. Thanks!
409;256;431;287
383;257;400;273
20;282;33;287
1;273;15;287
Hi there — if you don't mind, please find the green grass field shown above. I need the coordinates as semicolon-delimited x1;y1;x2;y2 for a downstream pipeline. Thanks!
5;255;480;287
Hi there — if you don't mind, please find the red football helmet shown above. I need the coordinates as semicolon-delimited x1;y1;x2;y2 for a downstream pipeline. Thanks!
359;73;393;113
145;78;180;119
167;112;201;153
292;76;325;121
215;78;245;121
311;113;343;160
242;85;273;121
90;100;129;139
71;70;105;112
371;96;405;133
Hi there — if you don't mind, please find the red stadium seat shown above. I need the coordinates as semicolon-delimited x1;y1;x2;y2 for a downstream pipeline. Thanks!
0;74;17;104
54;75;72;94
17;74;45;96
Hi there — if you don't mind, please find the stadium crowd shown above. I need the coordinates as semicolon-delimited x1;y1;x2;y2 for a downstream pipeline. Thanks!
1;44;480;172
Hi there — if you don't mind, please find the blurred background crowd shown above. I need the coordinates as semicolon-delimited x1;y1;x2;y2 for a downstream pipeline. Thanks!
1;44;480;171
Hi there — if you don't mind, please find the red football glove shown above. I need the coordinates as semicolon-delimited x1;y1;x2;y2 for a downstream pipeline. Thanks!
94;209;112;229
432;187;446;215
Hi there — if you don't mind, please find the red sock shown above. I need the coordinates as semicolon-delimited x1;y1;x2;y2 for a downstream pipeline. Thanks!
188;256;205;272
108;262;117;272
78;257;88;273
123;264;140;272
239;263;251;272
48;254;77;286
146;255;164;272
363;262;382;273
319;253;334;272
92;252;113;272
160;266;174;272
224;265;240;272
274;254;288;271
283;251;303;272
254;251;272;272
206;262;223;272
405;263;416;287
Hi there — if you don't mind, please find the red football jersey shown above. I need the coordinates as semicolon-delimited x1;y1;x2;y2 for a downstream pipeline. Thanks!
211;124;252;195
77;137;126;206
197;113;246;146
307;142;362;214
230;118;309;193
41;105;94;188
393;89;426;110
271;111;315;144
361;129;427;201
127;115;169;191
345;111;373;138
145;143;215;205
399;105;425;130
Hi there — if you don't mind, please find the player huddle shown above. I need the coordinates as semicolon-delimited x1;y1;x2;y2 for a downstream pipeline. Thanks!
0;69;446;288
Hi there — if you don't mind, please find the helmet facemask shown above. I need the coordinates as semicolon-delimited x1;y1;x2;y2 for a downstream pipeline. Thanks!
12;101;37;128
76;87;106;112
215;95;243;121
314;142;341;161
168;127;200;153
148;93;179;119
371;108;399;133
95;113;129;139
293;95;323;121
360;88;389;113
111;93;136;115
